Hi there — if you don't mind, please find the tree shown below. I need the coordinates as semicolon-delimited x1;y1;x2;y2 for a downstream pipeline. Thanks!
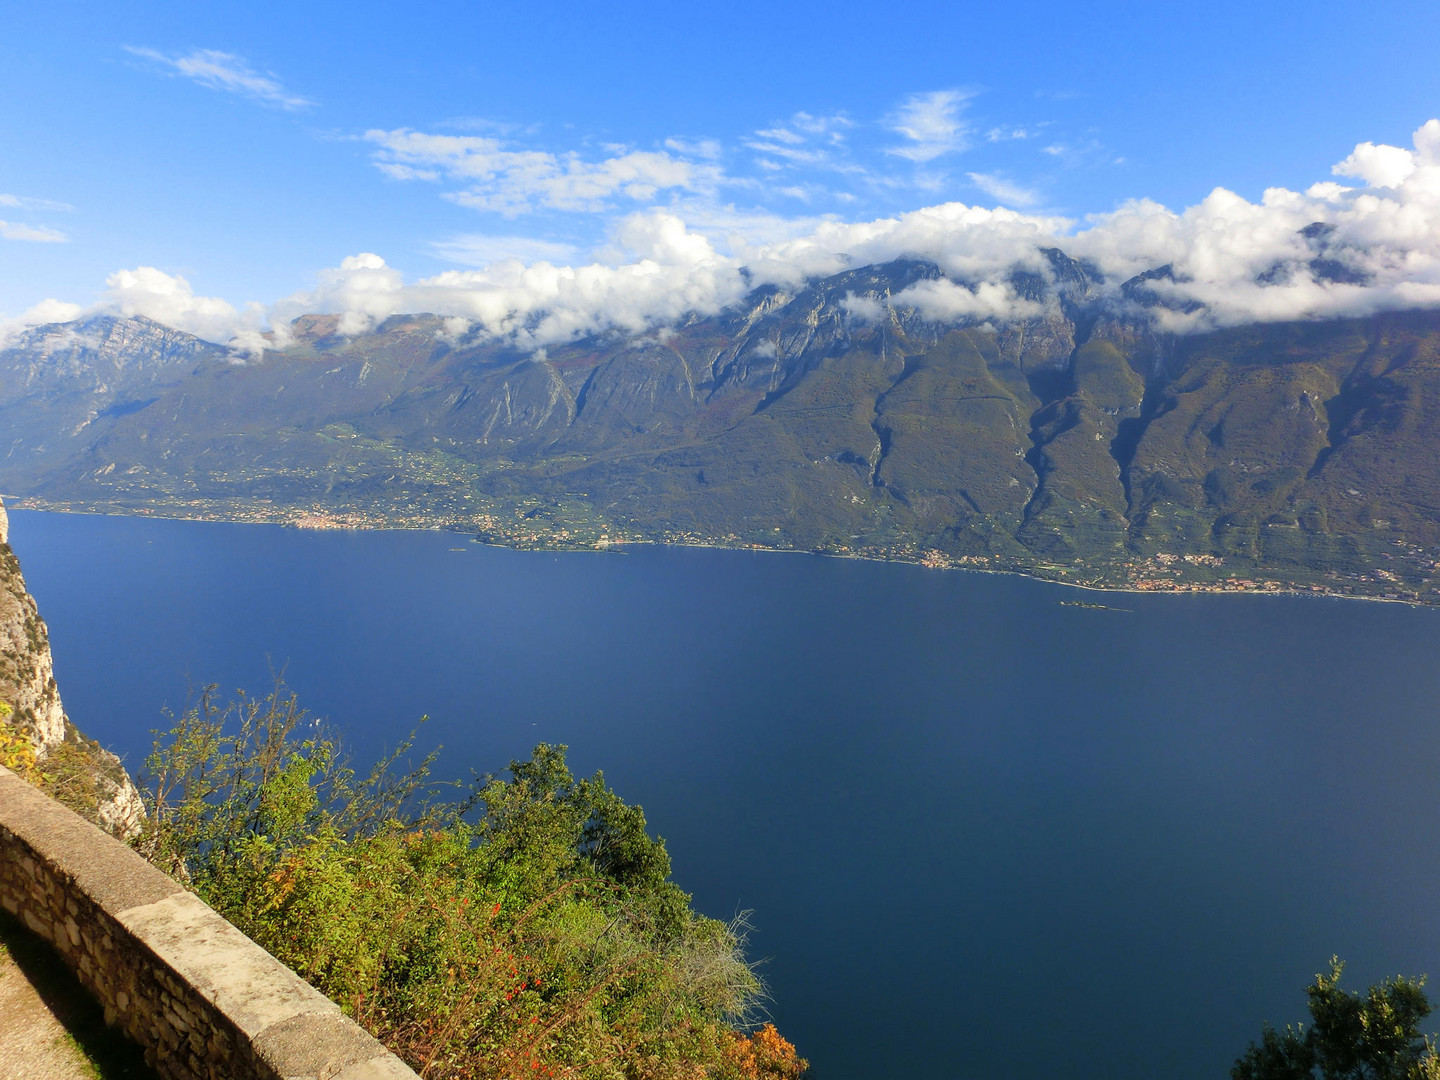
138;680;788;1080
1232;958;1440;1080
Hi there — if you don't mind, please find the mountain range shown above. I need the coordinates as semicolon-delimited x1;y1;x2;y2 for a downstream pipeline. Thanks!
3;252;1439;601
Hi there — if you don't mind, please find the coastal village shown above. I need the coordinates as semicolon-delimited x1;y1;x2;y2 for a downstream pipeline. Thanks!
12;493;1435;604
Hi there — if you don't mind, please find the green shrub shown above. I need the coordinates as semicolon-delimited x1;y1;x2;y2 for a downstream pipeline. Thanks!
1233;958;1440;1080
139;683;796;1080
0;700;37;777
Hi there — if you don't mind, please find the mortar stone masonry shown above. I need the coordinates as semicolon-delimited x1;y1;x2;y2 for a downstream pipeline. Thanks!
0;764;420;1080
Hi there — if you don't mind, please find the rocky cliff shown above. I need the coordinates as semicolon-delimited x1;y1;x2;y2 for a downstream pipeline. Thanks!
0;497;144;837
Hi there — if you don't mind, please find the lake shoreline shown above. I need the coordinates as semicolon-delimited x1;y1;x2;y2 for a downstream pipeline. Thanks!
6;497;1427;609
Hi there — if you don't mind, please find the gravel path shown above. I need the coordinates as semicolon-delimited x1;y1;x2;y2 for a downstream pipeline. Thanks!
0;914;156;1080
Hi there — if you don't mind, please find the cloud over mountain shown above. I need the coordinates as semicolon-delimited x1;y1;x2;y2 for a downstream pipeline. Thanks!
9;120;1440;353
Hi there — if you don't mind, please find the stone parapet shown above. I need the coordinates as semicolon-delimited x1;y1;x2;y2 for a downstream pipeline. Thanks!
0;765;419;1080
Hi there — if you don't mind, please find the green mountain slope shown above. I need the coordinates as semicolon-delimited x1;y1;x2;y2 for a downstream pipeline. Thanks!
3;260;1439;601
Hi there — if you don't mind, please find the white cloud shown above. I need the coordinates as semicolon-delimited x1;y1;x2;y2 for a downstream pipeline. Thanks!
0;194;74;212
891;278;1045;323
750;112;852;155
366;128;716;215
288;121;1440;340
0;221;68;243
256;215;749;347
430;234;582;267
17;120;1440;352
845;264;1045;330
886;90;975;162
366;94;1050;236
1333;140;1416;189
733;202;1068;286
790;112;853;140
1063;121;1440;328
966;172;1041;207
103;266;266;347
611;201;831;253
663;137;724;159
0;299;84;347
243;202;1067;347
740;114;863;188
124;47;312;110
841;293;886;324
754;127;808;146
741;139;832;167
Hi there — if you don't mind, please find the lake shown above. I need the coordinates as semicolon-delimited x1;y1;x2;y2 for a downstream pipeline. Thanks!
11;508;1440;1080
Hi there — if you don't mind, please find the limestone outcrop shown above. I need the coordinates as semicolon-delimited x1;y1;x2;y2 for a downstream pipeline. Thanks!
0;497;145;838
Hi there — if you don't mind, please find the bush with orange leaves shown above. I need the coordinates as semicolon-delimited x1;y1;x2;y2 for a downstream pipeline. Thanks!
725;1024;809;1080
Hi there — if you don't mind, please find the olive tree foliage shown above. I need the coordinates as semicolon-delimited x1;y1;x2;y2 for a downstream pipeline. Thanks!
1233;959;1440;1080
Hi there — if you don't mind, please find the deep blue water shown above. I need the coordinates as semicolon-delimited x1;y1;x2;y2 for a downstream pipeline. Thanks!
12;508;1440;1080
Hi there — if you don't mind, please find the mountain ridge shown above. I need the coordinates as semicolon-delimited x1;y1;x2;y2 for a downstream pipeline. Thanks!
4;256;1440;602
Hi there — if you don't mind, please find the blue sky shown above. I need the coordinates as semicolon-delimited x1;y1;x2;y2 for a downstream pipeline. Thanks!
3;0;1440;342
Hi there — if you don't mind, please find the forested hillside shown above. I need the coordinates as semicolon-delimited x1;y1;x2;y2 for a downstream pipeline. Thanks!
4;256;1439;600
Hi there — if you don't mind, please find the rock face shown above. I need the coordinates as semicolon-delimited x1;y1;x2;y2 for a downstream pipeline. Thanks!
0;496;145;838
0;313;226;399
0;520;66;754
0;314;229;488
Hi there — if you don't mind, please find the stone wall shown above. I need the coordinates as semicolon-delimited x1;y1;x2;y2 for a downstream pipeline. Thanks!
0;764;419;1080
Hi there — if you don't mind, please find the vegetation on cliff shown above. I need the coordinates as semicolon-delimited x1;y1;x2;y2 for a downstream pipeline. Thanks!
0;708;139;828
1233;959;1440;1080
137;682;806;1080
0;523;145;837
